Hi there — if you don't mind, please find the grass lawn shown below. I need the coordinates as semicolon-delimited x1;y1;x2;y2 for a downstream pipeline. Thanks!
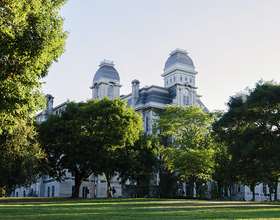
0;197;280;220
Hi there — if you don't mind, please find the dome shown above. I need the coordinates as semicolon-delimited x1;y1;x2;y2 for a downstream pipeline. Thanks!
93;60;120;83
164;48;194;69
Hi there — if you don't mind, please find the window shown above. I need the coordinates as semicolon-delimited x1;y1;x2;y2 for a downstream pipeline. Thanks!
52;186;55;197
72;186;75;197
190;78;192;83
183;96;189;106
23;190;26;197
166;80;168;85
96;86;100;99
170;78;172;83
16;192;18;197
82;187;87;198
263;185;267;194
108;85;113;100
173;76;175;82
180;76;182;81
47;187;50;197
146;116;149;132
185;76;187;81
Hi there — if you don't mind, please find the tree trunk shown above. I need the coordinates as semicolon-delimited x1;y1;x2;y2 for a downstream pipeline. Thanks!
229;185;232;201
72;169;85;198
106;175;113;197
195;182;199;198
217;182;222;200
251;184;255;201
189;181;194;199
269;185;272;202
274;181;278;202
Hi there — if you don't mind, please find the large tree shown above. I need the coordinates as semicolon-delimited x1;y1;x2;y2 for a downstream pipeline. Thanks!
38;98;143;198
0;120;45;194
213;80;280;201
0;0;67;193
0;0;68;133
154;104;217;198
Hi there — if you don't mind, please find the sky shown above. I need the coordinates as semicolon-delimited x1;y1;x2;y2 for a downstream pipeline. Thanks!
42;0;280;112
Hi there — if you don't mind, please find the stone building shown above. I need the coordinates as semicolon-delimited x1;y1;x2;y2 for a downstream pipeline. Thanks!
11;48;208;198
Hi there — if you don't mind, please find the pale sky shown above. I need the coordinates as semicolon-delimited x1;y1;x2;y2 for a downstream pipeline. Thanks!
42;0;280;112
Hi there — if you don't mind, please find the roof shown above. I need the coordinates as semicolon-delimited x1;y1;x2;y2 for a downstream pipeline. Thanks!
164;48;194;68
135;88;177;106
93;60;120;82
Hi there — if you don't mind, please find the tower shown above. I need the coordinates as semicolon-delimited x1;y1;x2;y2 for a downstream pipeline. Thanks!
161;48;200;106
90;59;122;100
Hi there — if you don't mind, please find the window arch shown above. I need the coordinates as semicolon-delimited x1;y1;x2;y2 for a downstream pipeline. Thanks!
108;85;114;100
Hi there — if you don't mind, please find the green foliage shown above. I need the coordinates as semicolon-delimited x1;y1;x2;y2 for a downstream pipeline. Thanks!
0;120;45;193
213;80;280;200
0;187;5;197
211;138;235;200
0;0;68;134
154;104;217;198
0;0;67;194
118;133;159;184
38;98;143;197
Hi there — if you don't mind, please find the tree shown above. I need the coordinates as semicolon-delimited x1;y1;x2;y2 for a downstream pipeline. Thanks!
0;120;45;194
0;0;67;193
154;104;217;198
0;0;68;134
38;98;143;198
211;139;235;200
117;133;160;197
212;80;280;201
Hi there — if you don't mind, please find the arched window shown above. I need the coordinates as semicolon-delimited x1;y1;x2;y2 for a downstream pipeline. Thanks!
96;86;100;99
183;90;189;106
108;85;113;100
47;187;50;197
146;116;149;132
180;76;182;81
185;76;187;81
52;186;55;197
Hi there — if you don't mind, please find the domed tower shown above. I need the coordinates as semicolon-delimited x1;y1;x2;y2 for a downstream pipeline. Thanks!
162;48;200;106
90;59;122;100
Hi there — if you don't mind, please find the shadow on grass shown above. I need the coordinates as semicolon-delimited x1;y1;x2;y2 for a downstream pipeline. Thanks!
0;197;280;219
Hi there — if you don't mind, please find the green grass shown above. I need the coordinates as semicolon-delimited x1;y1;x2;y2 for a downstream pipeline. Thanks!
0;197;280;219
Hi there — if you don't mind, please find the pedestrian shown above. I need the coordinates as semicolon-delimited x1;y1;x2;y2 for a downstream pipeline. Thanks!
86;187;90;198
112;187;116;197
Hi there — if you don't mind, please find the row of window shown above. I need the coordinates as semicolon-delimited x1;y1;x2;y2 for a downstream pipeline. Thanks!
166;75;194;85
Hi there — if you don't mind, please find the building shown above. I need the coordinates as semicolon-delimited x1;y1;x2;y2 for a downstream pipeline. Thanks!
11;48;208;198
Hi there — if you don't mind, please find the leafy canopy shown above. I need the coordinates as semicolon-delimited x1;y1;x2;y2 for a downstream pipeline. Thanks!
212;80;280;200
154;104;217;189
0;0;68;134
38;98;143;197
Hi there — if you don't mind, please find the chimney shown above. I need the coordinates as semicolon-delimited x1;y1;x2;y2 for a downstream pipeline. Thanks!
131;79;140;106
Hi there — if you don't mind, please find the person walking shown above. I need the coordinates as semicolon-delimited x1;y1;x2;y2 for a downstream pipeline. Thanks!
112;187;116;197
